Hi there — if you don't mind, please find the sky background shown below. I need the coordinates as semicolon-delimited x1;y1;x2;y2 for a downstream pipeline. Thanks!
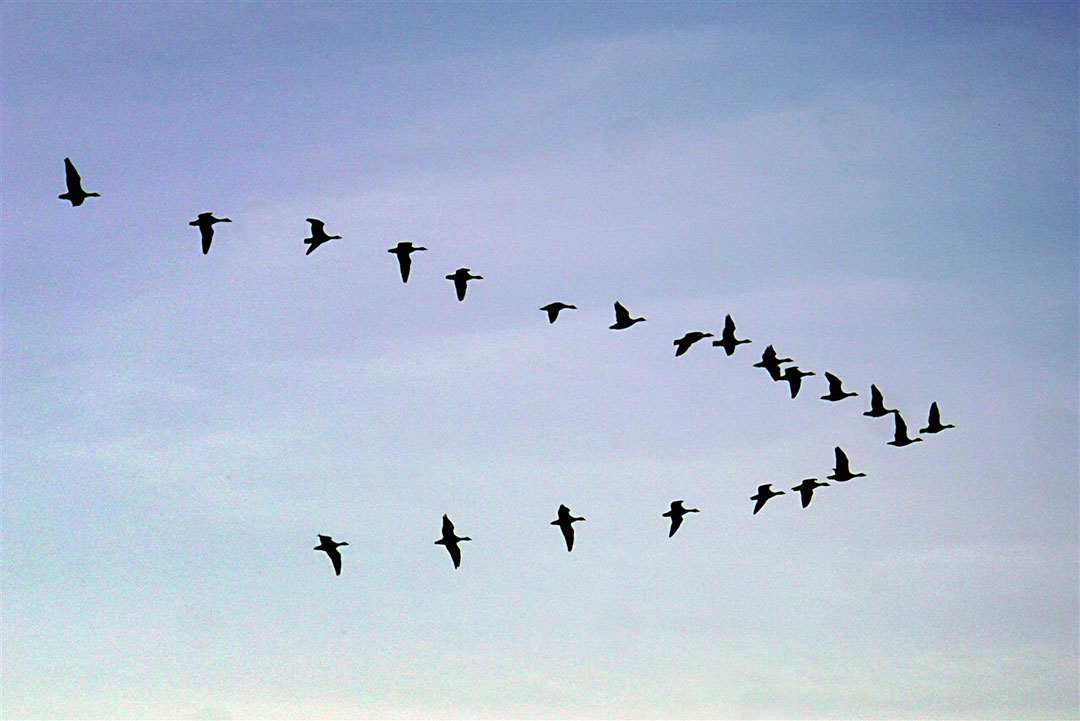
2;2;1077;719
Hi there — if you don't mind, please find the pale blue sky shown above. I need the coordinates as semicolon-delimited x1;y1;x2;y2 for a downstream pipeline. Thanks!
2;3;1077;719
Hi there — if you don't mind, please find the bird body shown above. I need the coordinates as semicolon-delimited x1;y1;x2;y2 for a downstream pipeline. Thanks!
58;157;100;206
662;500;699;537
446;267;483;301
753;345;792;381
751;484;785;514
827;446;866;482
820;372;858;401
188;212;232;254
712;314;751;355
387;241;427;282
434;514;471;568
780;366;816;398
887;411;923;447
919;401;955;434
863;384;896;417
540;302;577;324
313;534;348;576
609;301;645;330
792;478;829;508
674;331;714;356
551;504;585;551
304;218;341;255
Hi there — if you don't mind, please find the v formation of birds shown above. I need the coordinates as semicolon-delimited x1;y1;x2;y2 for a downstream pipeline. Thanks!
58;158;956;575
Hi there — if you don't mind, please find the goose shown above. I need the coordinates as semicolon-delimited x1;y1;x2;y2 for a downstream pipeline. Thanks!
540;302;577;324
304;218;341;255
863;384;896;417
751;484;785;514
387;241;427;282
826;446;866;482
674;331;714;356
712;315;751;355
551;504;585;552
887;411;923;447
753;345;792;381
780;366;816;398
792;478;829;508
446;267;483;301
58;157;100;206
609;301;645;330
313;535;348;576
820;372;858;402
919;402;955;434
188;212;232;255
662;500;699;537
434;514;471;569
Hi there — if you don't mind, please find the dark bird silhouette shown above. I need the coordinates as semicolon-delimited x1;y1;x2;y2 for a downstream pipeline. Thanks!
313;534;348;576
609;301;645;330
919;402;955;434
58;158;100;206
434;514;471;568
751;484;785;514
540;302;577;324
304;218;341;255
780;366;816;398
446;267;483;301
792;478;829;508
387;241;427;282
551;504;585;552
753;345;793;381
863;384;896;417
662;500;699;537
674;331;714;356
827;446;866;482
188;212;232;255
887;411;923;447
712;314;751;355
820;372;858;402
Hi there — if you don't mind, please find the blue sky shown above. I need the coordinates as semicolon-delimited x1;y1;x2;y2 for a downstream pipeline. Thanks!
2;3;1077;719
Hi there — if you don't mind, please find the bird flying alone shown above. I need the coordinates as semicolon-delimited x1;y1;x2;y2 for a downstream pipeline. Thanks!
313;534;348;576
674;331;714;356
188;212;232;254
434;514;471;568
662;500;699;537
304;218;341;255
446;267;483;301
712;314;751;356
887;411;923;447
820;372;858;402
387;241;427;283
751;484;785;514
791;478;829;508
610;301;645;330
919;401;955;434
753;345;792;381
58;157;100;206
551;504;585;552
863;384;896;417
540;302;577;324
827;446;866;482
780;366;816;398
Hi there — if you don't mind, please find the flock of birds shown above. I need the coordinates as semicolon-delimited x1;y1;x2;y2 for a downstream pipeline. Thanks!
58;157;955;575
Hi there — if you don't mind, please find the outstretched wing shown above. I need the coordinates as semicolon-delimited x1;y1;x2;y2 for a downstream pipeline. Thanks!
64;157;83;191
723;314;736;335
561;523;575;552
613;301;630;324
447;541;462;568
327;547;342;576
834;446;850;473
398;253;412;282
306;218;326;234
200;224;214;254
668;514;684;537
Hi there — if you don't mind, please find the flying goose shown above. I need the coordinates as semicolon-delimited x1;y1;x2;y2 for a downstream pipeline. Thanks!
863;384;896;417
304;218;341;255
753;345;792;381
540;302;577;324
751;484;785;514
674;331;714;356
712;315;751;355
434;514;471;569
313;534;348;576
188;212;232;255
662;500;699;537
792;478;829;508
58;158;100;206
919;402;955;434
387;241;427;282
826;446;866;482
820;372;858;402
551;504;585;552
609;301;645;330
780;366;816;398
887;411;923;447
446;267;483;301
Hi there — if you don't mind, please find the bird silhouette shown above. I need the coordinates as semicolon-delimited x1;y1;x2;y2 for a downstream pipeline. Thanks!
313;534;348;576
609;301;646;330
919;401;955;434
446;267;483;301
780;366;816;398
58;158;100;206
791;478;829;508
826;446;866;482
674;331;714;356
820;372;858;402
751;484;785;514
304;218;341;255
387;241;427;282
712;315;751;355
863;384;896;417
188;212;232;255
662;500;699;537
434;514;471;569
551;504;585;552
887;411;923;447
753;345;792;381
540;302;577;324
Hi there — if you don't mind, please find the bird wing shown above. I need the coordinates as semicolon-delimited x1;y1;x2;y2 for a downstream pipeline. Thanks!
64;157;83;191
798;485;813;508
788;373;803;398
724;315;736;334
447;541;461;568
613;302;630;323
824;372;841;392
668;514;684;537
562;523;575;551
870;384;883;408
327;547;342;576
441;514;454;536
454;277;467;300
893;412;910;439
306;218;325;234
752;495;768;514
398;253;412;282
200;224;214;254
834;447;849;473
928;402;941;426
